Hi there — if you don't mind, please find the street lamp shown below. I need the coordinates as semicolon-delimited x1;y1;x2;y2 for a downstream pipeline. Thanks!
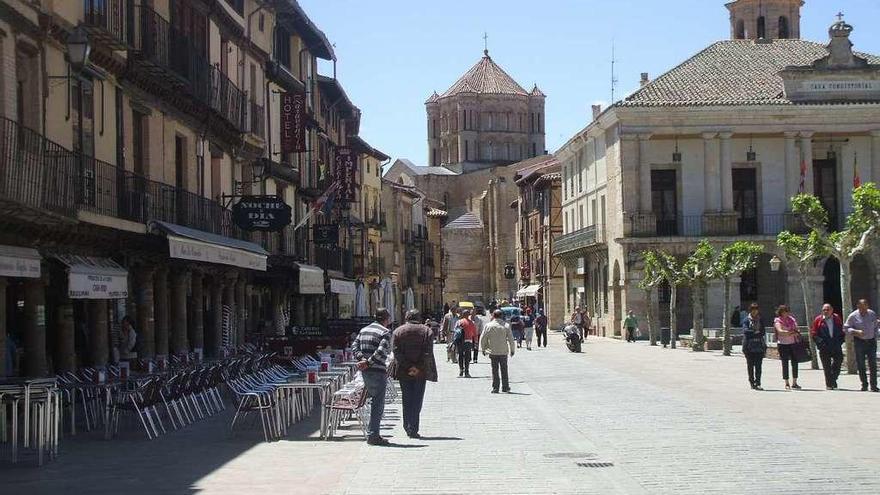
250;157;269;182
66;26;92;72
769;255;782;272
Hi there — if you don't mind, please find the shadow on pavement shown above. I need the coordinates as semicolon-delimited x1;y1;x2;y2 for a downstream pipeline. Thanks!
417;436;463;441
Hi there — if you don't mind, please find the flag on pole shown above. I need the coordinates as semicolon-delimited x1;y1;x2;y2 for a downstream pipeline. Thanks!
853;152;861;189
293;181;340;231
798;158;806;193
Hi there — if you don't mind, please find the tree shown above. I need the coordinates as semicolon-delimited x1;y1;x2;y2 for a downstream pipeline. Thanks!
681;240;717;352
776;231;827;369
639;251;665;346
791;183;880;373
710;242;764;356
651;250;686;349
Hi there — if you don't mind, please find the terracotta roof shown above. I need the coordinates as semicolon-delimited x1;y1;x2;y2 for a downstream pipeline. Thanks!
425;91;440;104
426;208;448;218
442;212;483;230
439;51;529;99
530;84;546;97
534;172;561;188
513;155;559;184
618;39;880;107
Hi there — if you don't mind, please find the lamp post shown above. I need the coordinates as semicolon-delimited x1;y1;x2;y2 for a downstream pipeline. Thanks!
66;26;92;72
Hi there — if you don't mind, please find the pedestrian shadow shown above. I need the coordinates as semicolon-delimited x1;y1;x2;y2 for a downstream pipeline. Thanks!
418;436;463;441
381;443;428;448
503;391;531;396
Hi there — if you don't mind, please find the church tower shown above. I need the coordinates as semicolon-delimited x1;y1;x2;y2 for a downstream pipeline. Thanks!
726;0;803;40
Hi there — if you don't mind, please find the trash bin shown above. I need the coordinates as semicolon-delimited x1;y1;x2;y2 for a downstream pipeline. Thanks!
660;327;675;346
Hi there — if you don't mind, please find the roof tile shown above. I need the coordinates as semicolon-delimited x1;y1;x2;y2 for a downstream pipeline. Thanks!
439;52;529;99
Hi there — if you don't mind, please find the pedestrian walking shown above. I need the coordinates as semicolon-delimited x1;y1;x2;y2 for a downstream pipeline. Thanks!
571;307;584;340
624;311;639;342
810;303;845;390
441;307;458;362
480;309;516;393
534;310;548;348
457;310;478;378
523;311;534;350
425;318;440;342
390;310;438;439
773;305;801;390
844;299;879;392
583;311;592;339
510;314;525;348
471;310;485;363
353;308;393;445
742;303;767;390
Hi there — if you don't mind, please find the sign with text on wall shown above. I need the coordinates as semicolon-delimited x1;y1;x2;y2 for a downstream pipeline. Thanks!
232;195;292;232
334;147;357;204
280;92;306;153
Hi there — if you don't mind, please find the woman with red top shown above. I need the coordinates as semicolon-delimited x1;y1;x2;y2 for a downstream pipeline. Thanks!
457;310;478;378
774;305;801;390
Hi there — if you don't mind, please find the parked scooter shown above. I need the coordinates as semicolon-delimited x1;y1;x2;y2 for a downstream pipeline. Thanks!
564;324;582;353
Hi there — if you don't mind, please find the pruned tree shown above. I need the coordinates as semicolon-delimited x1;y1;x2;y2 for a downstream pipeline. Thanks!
681;240;717;352
639;251;665;346
652;250;686;349
710;241;764;356
776;231;827;369
791;183;880;373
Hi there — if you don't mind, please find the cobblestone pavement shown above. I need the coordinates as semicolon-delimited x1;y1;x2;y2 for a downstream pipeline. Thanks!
2;333;879;494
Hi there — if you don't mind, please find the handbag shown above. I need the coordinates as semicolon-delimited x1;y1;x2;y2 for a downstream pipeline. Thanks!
791;336;812;363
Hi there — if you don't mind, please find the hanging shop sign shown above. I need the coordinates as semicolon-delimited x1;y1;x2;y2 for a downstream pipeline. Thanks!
313;224;339;246
232;195;292;232
504;263;516;280
168;235;267;271
334;147;357;203
280;92;306;153
0;245;41;278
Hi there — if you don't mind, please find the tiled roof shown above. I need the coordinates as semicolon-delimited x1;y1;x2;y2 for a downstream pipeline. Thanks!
439;51;529;99
425;91;440;104
426;208;448;218
514;155;558;184
443;212;483;230
530;84;546;97
618;39;880;107
534;172;561;188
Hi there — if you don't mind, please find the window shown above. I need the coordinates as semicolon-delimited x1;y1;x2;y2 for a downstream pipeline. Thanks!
578;205;584;229
532;143;537;157
651;170;677;235
778;16;789;39
464;140;469;161
276;28;291;68
733;169;758;234
591;199;597;226
15;46;40;130
131;110;148;176
366;161;371;175
259;13;265;32
757;16;766;39
735;19;745;39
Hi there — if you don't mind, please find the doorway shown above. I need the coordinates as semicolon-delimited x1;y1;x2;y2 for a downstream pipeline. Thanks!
813;159;838;230
733;168;757;234
651;170;677;235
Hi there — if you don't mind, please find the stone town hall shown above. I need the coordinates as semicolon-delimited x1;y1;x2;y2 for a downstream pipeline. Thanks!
386;49;548;304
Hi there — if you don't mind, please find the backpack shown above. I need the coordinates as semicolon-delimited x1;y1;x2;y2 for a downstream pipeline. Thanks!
452;321;464;344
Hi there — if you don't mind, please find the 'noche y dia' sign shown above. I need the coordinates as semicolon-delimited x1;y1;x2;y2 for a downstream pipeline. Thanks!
280;92;306;153
232;195;293;232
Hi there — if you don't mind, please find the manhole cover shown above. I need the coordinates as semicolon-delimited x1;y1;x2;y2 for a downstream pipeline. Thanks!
544;452;597;459
577;462;614;468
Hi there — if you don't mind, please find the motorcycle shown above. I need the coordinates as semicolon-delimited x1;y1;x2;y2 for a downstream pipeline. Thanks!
564;324;582;353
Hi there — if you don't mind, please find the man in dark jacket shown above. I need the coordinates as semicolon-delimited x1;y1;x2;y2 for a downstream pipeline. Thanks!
392;309;438;439
811;303;845;390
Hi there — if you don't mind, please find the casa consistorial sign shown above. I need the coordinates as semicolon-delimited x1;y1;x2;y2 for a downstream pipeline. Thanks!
232;195;293;232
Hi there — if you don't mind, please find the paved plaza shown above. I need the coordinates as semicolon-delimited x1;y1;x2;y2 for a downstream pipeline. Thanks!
2;333;879;495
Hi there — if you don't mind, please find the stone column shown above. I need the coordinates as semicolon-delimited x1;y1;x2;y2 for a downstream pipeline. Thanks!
702;133;720;212
235;280;247;346
89;299;109;369
719;132;734;212
189;271;204;354
639;134;653;212
870;130;880;184
208;278;224;358
784;132;799;207
170;270;189;355
134;267;156;359
55;300;76;373
800;132;815;195
223;277;235;349
154;269;169;359
23;278;48;376
0;278;7;377
271;285;282;335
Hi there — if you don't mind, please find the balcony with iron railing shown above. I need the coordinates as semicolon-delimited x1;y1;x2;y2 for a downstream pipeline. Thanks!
627;214;809;238
0;116;245;240
245;99;265;138
83;0;128;49
552;224;606;257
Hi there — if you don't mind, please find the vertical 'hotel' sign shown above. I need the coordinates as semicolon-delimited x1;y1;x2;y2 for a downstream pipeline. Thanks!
280;92;306;153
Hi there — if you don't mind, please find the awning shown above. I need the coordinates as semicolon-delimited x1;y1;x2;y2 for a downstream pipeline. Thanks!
516;284;542;297
55;255;128;299
0;245;41;278
153;221;268;271
297;263;325;295
330;278;357;295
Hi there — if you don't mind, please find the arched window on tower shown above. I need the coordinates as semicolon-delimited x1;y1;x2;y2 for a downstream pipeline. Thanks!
735;19;745;39
778;16;790;39
757;16;766;39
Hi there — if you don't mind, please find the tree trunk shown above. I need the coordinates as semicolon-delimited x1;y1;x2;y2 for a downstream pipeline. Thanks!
839;257;856;374
692;282;705;352
669;284;677;349
646;287;657;346
799;271;819;370
722;278;732;356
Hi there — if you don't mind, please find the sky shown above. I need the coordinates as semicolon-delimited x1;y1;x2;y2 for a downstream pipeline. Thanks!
299;0;880;167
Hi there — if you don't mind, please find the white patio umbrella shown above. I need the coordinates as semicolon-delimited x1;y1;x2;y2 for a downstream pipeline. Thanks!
354;282;369;317
405;287;415;313
382;278;397;324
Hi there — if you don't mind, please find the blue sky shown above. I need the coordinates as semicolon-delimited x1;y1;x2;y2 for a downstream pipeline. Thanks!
300;0;880;166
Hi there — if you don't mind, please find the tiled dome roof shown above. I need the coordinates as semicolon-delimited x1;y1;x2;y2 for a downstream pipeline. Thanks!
439;51;529;99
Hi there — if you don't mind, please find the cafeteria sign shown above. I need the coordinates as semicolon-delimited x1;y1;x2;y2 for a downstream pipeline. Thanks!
232;195;292;232
313;224;339;246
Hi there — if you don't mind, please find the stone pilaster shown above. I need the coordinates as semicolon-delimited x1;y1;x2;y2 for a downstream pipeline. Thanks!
207;277;224;358
23;277;48;376
189;271;204;354
784;132;799;207
235;280;247;347
223;276;236;350
89;299;109;369
800;132;815;195
620;134;640;215
271;285;282;335
154;268;169;359
702;132;720;212
170;270;189;355
0;278;7;377
638;134;653;213
719;132;734;212
55;301;76;373
135;266;156;359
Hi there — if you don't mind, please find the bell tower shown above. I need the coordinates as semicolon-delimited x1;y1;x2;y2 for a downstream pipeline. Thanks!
726;0;803;40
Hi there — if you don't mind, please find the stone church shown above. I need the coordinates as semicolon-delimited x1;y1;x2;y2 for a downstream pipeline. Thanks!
386;49;547;304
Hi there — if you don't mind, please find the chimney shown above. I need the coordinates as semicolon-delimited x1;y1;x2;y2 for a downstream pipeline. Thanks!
640;72;650;87
591;104;602;121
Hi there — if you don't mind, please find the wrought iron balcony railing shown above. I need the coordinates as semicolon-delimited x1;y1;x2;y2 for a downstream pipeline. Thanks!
83;0;128;48
552;225;605;257
627;214;809;238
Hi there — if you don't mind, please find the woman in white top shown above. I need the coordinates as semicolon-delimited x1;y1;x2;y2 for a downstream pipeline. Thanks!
118;316;138;361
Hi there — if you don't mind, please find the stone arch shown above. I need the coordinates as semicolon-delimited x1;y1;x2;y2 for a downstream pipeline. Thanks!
757;16;766;39
778;16;790;39
823;255;878;313
741;253;788;327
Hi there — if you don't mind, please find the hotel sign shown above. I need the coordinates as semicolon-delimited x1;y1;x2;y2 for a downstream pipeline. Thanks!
334;147;357;204
280;92;306;153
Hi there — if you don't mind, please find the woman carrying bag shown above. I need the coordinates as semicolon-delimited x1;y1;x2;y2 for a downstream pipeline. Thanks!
742;303;767;391
774;305;802;390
